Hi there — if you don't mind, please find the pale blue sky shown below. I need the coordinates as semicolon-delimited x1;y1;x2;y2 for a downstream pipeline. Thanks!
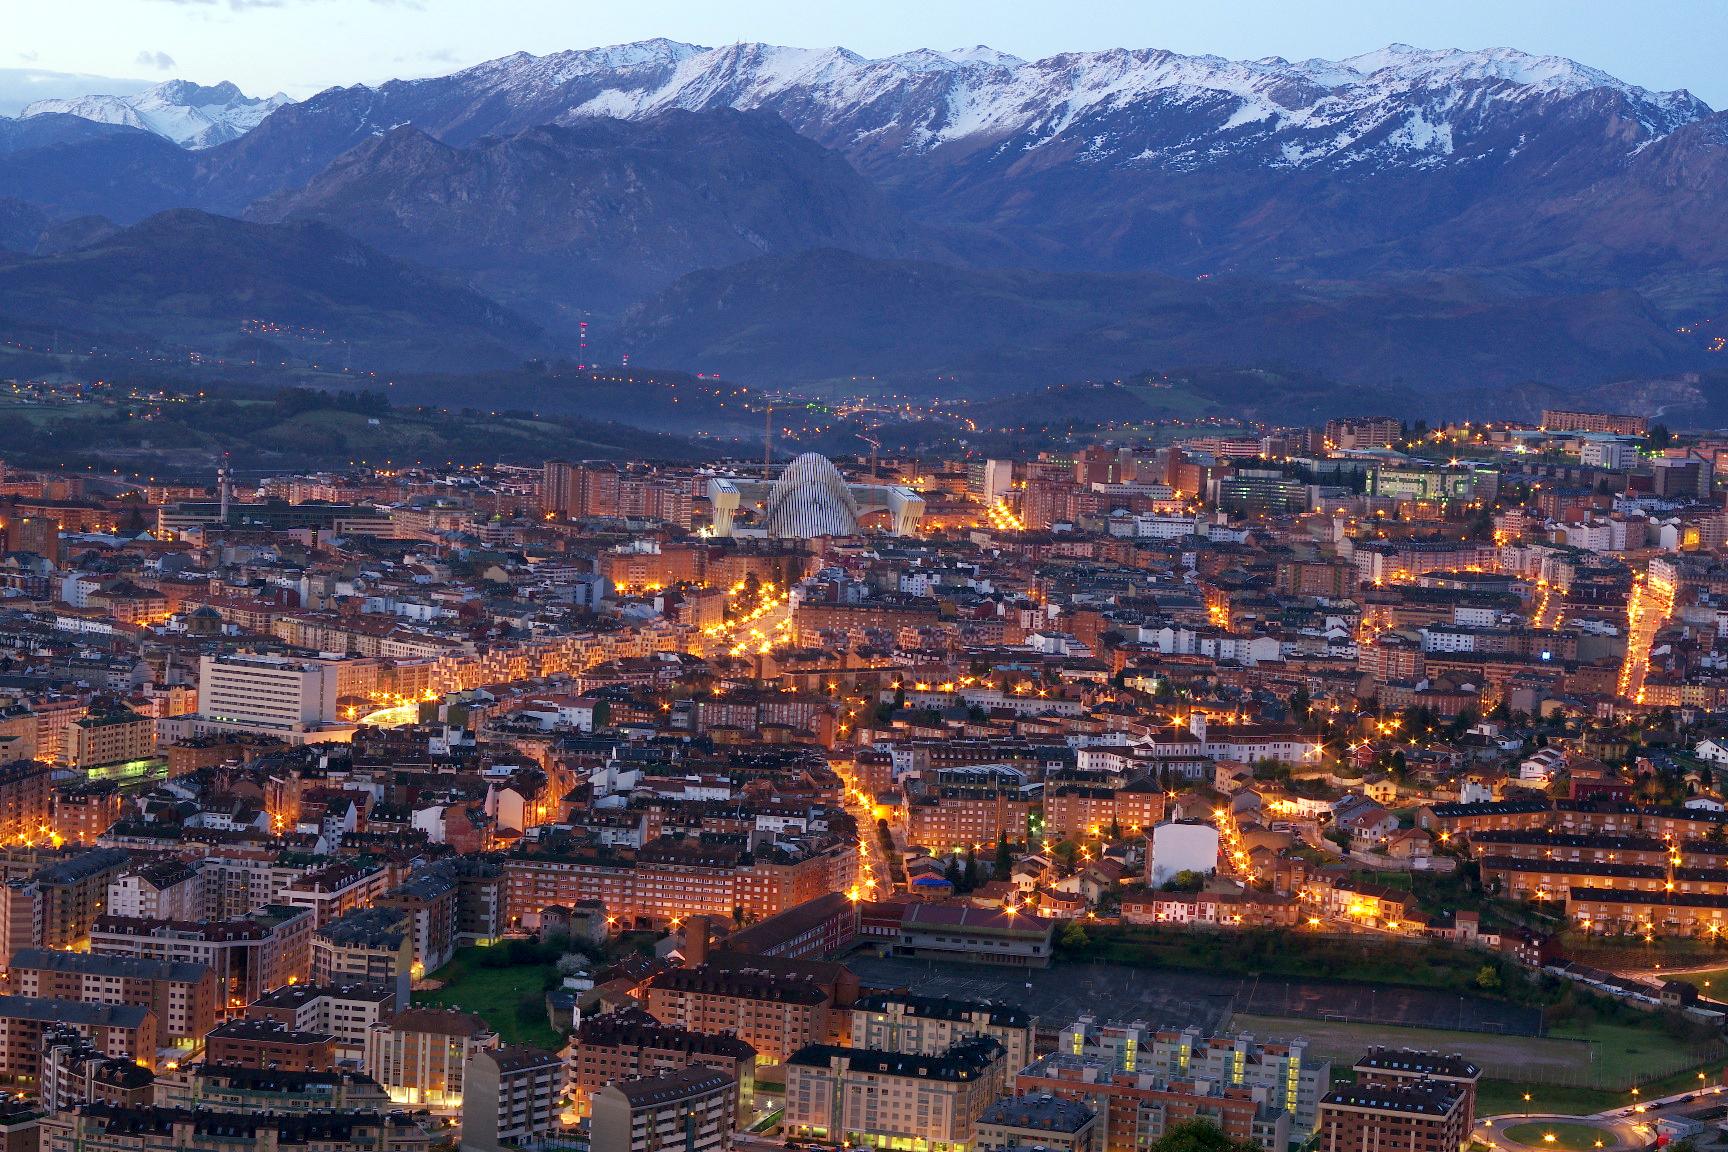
8;0;1727;107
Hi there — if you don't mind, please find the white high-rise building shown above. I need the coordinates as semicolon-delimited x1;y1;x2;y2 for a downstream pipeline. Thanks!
197;653;342;735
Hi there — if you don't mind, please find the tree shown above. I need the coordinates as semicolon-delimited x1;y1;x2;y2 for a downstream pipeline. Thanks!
1145;1120;1263;1152
1162;870;1205;893
995;831;1013;875
944;854;962;887
962;846;979;891
1058;921;1090;952
1475;964;1502;992
1289;686;1312;726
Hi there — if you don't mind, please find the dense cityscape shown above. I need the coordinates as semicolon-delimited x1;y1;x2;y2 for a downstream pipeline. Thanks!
8;3;1728;1152
0;397;1719;1152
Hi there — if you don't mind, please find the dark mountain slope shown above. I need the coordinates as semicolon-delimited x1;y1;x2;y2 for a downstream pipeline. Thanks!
619;249;1701;398
0;209;543;371
250;110;927;318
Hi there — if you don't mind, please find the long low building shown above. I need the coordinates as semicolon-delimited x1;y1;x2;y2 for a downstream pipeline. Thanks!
39;1104;432;1152
502;834;857;932
890;903;1056;968
1569;887;1728;937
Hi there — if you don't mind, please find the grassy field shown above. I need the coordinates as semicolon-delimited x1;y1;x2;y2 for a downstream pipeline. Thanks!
1657;965;1728;992
1233;1012;1720;1119
1231;1015;1603;1081
1501;1122;1617;1149
1072;925;1502;991
413;947;562;1050
1478;1083;1621;1118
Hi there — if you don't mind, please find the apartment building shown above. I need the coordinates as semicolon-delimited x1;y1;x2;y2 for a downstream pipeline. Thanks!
643;964;841;1066
247;981;398;1065
1316;1080;1469;1152
1016;1054;1292;1152
153;1064;392;1114
851;993;1035;1075
782;1036;1008;1152
1351;1050;1481;1130
563;1005;756;1119
311;907;415;1003
4;947;217;1048
0;760;54;846
40;1025;156;1113
975;1094;1100;1152
364;1007;496;1111
36;848;133;948
0;997;158;1078
39;1104;433;1152
107;860;202;921
503;834;856;931
89;904;314;1010
460;1045;566;1152
1142;1025;1330;1137
901;766;1039;850
205;1019;339;1072
281;859;390;928
590;1067;736;1152
374;869;459;976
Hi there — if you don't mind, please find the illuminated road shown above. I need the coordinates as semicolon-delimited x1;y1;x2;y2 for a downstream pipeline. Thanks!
1617;569;1675;703
1531;577;1564;630
983;498;1024;532
688;584;795;659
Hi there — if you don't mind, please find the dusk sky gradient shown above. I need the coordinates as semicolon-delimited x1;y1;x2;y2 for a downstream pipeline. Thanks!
8;0;1728;107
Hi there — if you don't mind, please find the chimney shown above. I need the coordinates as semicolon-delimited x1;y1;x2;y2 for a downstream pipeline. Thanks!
684;914;711;967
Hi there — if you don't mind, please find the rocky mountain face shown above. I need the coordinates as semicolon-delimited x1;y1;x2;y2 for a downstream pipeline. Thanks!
0;40;1724;398
249;110;927;317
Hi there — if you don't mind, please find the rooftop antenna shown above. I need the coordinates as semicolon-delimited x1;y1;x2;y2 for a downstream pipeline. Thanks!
764;405;774;478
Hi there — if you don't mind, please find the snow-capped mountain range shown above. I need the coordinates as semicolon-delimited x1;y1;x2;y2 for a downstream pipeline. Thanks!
22;79;290;148
453;38;1709;169
3;39;1727;399
13;40;1711;166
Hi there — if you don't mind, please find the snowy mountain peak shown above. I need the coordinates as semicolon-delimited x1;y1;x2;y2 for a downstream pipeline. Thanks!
22;78;291;148
944;46;1026;69
409;38;1707;170
11;38;1708;170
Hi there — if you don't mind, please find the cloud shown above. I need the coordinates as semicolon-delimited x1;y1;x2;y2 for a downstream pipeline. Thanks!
16;51;39;63
136;50;179;71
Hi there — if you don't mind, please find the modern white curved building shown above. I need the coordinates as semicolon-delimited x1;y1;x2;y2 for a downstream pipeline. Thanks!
763;453;863;538
707;453;925;539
